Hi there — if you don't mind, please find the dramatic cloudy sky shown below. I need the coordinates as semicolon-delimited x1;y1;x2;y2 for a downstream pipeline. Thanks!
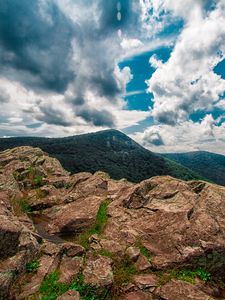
0;0;225;154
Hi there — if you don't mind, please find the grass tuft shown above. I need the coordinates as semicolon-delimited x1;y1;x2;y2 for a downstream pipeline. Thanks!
158;267;211;285
136;239;152;261
39;272;111;300
39;272;69;300
26;259;40;273
113;256;137;287
19;199;32;214
77;199;111;249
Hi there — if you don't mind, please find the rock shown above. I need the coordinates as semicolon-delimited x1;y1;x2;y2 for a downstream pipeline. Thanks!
0;214;22;259
59;256;83;284
45;196;104;234
100;239;124;256
1;146;225;299
133;274;159;290
41;241;62;256
62;243;85;257
57;290;80;300
83;255;113;286
0;271;14;300
19;254;61;299
135;254;151;272
155;279;213;300
104;176;225;271
120;291;153;300
126;247;140;262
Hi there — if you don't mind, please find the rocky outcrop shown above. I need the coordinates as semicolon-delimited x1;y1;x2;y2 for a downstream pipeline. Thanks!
1;146;225;299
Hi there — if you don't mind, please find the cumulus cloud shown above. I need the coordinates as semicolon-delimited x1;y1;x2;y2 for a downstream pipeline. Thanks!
147;1;225;125
143;127;164;146
0;0;75;93
0;88;10;103
131;114;225;154
0;0;149;135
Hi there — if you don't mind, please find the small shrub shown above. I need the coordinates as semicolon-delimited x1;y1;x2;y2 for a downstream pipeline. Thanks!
195;268;211;282
97;249;115;259
70;272;110;300
19;199;32;214
39;272;69;300
40;272;111;300
26;259;40;273
158;268;211;285
136;240;152;261
76;199;111;249
113;256;137;286
33;175;44;187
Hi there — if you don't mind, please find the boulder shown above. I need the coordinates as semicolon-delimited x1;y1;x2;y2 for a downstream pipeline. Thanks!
133;274;159;290
120;291;153;300
83;255;113;286
45;196;104;234
126;247;140;262
155;279;213;300
57;290;80;300
59;256;83;284
105;176;225;271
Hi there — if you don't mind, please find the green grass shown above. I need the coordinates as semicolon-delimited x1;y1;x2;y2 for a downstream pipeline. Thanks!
33;175;44;187
39;272;111;300
158;268;211;285
26;259;40;273
113;256;137;286
96;249;115;259
19;199;32;214
77;199;111;249
39;272;69;300
70;272;110;300
136;240;152;261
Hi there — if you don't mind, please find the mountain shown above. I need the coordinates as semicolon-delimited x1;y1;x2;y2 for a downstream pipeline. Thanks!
162;151;225;186
0;129;201;183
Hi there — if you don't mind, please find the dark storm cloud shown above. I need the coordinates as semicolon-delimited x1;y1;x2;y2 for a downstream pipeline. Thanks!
36;105;72;127
0;0;75;93
98;0;141;36
0;0;142;129
67;0;142;104
0;88;10;103
143;130;165;146
77;107;115;127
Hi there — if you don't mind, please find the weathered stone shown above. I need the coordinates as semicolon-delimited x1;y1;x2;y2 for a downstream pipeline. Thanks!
59;256;83;284
155;279;213;300
57;290;80;300
45;196;104;234
0;214;22;259
105;176;225;271
120;291;153;300
0;271;14;300
1;146;225;299
41;241;62;256
83;255;113;286
133;274;159;289
135;254;151;272
19;254;61;299
62;243;85;257
126;247;140;262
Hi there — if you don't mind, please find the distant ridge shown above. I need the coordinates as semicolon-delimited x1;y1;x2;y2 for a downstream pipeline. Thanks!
162;151;225;186
0;129;202;183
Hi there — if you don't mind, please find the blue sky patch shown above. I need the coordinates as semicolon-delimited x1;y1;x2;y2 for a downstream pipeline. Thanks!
119;46;172;112
214;59;225;79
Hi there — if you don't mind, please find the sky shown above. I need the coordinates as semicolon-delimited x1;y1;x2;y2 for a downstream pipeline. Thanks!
0;0;225;154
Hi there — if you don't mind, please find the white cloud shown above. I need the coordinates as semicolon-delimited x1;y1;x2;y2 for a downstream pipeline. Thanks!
120;37;143;50
131;114;225;155
146;1;225;125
